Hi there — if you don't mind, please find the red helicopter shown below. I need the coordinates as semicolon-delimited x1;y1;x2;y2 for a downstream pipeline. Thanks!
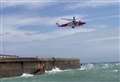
56;17;86;28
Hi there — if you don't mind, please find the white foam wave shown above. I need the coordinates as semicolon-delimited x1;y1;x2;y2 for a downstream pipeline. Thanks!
80;66;87;70
45;67;63;74
80;64;94;70
112;69;119;72
102;64;109;69
20;73;34;77
115;63;120;66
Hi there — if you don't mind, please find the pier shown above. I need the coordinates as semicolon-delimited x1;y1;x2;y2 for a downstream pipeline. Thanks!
0;55;80;78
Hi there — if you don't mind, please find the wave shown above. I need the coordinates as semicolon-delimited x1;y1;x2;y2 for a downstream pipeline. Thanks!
45;63;120;74
102;64;109;69
115;63;120;66
45;67;63;74
80;63;120;71
80;64;94;70
0;73;34;80
45;67;74;74
45;63;120;73
112;69;119;72
20;73;34;77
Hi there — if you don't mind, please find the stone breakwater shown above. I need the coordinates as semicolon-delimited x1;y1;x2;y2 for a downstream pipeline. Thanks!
0;57;80;78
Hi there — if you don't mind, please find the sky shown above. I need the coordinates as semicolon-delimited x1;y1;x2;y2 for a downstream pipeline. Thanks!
0;0;120;63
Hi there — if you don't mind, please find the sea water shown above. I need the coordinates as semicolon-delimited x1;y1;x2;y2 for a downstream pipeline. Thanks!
0;63;119;82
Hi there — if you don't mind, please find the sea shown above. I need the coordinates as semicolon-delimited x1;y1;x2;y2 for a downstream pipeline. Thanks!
0;63;119;82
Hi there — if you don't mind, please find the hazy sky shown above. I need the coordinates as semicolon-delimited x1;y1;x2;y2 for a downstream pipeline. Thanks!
0;0;119;63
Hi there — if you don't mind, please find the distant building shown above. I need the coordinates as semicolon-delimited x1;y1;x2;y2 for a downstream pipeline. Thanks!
0;54;19;58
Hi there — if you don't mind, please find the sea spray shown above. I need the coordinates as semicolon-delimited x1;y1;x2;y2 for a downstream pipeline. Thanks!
80;64;94;70
45;67;63;74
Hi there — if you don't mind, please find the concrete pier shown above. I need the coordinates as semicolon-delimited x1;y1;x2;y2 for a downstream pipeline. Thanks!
0;57;80;78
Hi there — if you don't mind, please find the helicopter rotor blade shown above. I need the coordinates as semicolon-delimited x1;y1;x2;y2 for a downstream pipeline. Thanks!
61;18;73;21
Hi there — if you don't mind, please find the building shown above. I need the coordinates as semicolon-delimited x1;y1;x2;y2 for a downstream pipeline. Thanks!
0;54;19;58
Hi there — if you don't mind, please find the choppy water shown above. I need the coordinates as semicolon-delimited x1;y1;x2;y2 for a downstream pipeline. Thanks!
0;63;119;82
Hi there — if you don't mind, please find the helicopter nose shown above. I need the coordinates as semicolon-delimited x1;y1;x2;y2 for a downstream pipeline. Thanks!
82;22;86;24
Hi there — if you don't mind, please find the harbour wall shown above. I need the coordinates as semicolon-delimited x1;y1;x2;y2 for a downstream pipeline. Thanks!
0;57;80;78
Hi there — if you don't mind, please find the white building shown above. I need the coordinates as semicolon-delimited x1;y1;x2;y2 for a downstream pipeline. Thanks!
0;54;19;58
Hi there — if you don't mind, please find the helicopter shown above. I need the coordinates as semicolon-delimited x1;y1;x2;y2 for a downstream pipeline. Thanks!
56;17;86;28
